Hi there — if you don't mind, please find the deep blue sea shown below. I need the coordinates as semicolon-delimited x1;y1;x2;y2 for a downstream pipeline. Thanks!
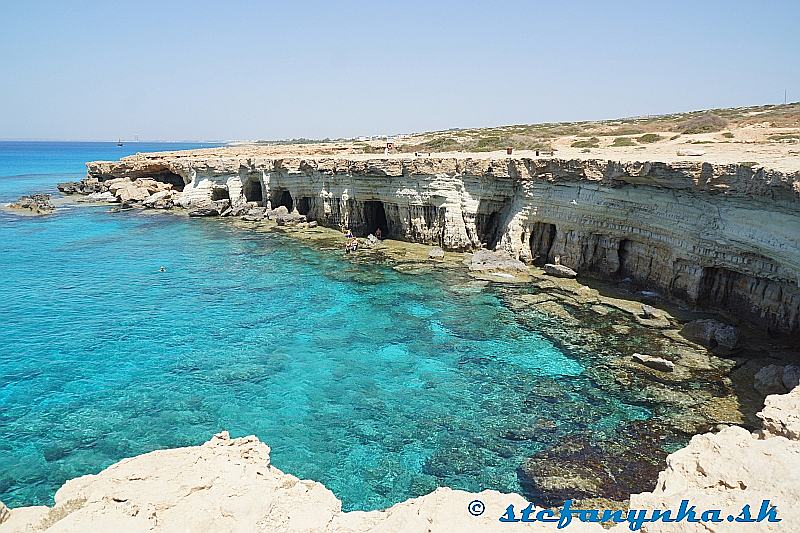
0;142;649;511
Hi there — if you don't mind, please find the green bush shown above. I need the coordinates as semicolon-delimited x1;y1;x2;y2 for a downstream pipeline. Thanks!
571;137;599;148
637;133;662;143
611;137;636;147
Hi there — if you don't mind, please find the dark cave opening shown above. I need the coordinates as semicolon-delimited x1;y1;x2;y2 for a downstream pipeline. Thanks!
529;222;557;265
296;197;312;217
211;187;230;201
618;239;631;275
243;180;263;204
363;201;389;237
152;171;185;192
273;190;294;212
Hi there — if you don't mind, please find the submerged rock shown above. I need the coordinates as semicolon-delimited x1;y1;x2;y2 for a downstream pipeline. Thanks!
632;353;675;372
518;421;669;507
543;263;577;278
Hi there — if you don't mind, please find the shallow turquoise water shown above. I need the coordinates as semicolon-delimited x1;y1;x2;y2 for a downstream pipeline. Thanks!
0;142;650;510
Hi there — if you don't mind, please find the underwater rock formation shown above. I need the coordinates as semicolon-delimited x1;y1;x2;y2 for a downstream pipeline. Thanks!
3;387;799;532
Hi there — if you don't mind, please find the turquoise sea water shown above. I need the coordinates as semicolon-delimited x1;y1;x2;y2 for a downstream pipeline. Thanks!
0;142;650;511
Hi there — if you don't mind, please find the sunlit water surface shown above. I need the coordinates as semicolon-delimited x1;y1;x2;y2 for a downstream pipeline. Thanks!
0;142;649;510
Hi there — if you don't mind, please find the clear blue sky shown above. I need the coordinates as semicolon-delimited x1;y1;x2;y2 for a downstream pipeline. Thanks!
1;0;798;141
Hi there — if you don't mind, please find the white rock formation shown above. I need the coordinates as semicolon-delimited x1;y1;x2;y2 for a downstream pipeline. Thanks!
628;386;800;532
4;387;800;532
0;432;602;533
84;153;800;335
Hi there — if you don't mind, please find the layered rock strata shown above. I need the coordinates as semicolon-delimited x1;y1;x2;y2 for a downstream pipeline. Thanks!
3;387;799;532
80;154;800;335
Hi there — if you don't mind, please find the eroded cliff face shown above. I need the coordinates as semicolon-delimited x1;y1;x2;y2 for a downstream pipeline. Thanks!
85;155;800;335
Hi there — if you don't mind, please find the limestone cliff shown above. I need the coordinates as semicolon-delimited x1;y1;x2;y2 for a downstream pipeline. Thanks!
84;153;800;335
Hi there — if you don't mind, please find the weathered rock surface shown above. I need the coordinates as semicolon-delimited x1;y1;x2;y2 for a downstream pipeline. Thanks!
468;249;529;273
428;246;445;259
680;319;739;350
7;194;55;215
0;432;602;533
187;207;219;217
632;353;675;372
78;153;800;334
83;191;117;203
543;263;577;278
758;386;800;439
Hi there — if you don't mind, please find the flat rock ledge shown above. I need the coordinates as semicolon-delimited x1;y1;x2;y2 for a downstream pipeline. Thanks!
2;387;800;532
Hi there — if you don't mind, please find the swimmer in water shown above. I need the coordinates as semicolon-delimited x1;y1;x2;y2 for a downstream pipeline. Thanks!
159;266;165;272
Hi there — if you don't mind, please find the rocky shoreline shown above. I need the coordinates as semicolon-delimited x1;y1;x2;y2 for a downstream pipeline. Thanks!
46;150;799;506
60;151;800;337
1;386;797;532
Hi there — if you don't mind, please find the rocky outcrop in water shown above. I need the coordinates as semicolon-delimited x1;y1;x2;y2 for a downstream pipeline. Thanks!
3;388;799;532
7;194;55;215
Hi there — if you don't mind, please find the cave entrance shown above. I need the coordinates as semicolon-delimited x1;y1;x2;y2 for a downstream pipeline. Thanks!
273;190;294;211
529;222;556;265
244;180;263;204
152;171;185;192
698;267;736;306
364;201;389;237
296;197;312;217
618;239;631;275
211;187;230;201
476;198;508;249
479;211;501;249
